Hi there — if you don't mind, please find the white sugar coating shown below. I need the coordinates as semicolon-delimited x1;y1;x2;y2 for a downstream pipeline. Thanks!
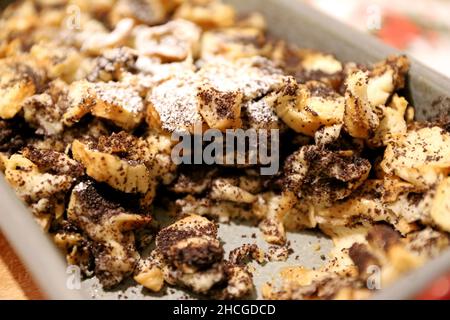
92;82;144;113
121;59;195;94
198;56;286;101
148;57;287;133
74;181;88;192
149;71;203;133
244;97;278;127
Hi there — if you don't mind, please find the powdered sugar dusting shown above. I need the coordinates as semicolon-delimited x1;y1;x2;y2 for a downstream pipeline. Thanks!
245;98;278;127
199;56;286;101
92;82;143;113
149;72;203;133
74;181;88;192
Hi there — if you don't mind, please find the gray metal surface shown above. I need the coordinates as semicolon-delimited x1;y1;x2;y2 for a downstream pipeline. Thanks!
0;0;449;300
85;221;332;299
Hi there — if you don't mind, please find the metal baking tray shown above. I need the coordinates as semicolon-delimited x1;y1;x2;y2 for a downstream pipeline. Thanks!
1;0;450;300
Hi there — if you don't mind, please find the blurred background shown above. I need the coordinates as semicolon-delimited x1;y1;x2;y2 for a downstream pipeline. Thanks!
302;0;450;78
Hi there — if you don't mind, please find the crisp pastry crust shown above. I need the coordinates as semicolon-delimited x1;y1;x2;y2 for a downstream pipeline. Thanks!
133;19;201;62
0;56;47;119
68;180;152;288
0;0;449;300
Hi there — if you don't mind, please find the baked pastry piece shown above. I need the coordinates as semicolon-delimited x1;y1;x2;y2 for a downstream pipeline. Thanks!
146;70;204;134
284;145;371;206
200;27;266;60
5;147;83;230
134;214;254;298
22;79;69;136
0;56;47;119
147;56;290;133
133;19;201;62
68;180;152;288
109;0;176;26
72;131;176;197
275;80;345;136
270;44;344;90
63;80;144;130
381;126;450;188
72;132;153;194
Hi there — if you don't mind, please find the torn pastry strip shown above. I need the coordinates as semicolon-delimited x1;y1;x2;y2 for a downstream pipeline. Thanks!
198;56;288;102
61;80;95;126
143;131;178;186
0;56;47;119
30;41;81;83
257;191;297;245
341;55;410;139
366;55;410;106
122;57;196;96
68;180;152;288
5;151;82;200
134;55;196;80
368;94;408;147
135;214;254;298
22;146;84;178
173;173;266;222
22;79;69;136
300;50;343;75
343;70;380;139
133;19;201;62
87;47;138;82
4;149;82;230
53;219;94;276
270;44;344;90
275;79;345;136
27;117;111;155
71;131;154;194
196;84;243;130
63;80;144;130
228;243;264;265
348;224;426;287
405;227;450;258
0;1;38;38
90;81;144;130
386;188;435;229
79;18;135;55
147;56;288;133
210;178;257;204
381;126;450;188
243;85;291;131
200;27;266;61
137;216;220;292
169;166;218;194
133;251;165;292
146;71;203;134
156;214;224;273
430;177;450;232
